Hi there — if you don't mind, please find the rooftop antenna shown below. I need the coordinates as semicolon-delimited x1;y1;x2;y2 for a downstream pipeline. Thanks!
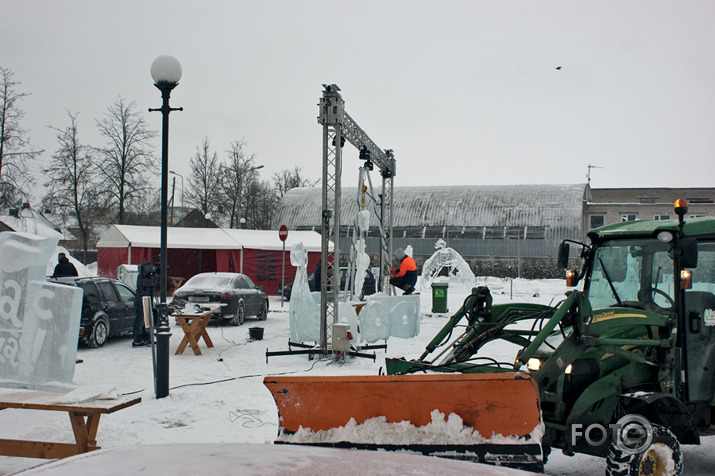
586;164;604;187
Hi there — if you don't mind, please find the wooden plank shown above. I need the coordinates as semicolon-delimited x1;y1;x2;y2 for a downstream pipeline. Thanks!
0;393;139;460
68;413;89;452
0;438;99;459
86;413;102;445
0;393;140;414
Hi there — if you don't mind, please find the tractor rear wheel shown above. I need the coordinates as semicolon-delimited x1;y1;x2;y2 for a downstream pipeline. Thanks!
605;424;682;476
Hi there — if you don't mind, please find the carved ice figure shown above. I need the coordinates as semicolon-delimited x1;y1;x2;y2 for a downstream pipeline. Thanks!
288;242;320;342
0;232;82;388
358;300;390;344
352;210;371;299
420;239;475;289
366;294;421;339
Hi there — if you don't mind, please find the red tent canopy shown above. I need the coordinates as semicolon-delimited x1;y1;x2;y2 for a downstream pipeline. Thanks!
97;225;326;294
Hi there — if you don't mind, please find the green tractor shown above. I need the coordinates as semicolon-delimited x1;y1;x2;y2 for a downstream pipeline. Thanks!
385;200;715;474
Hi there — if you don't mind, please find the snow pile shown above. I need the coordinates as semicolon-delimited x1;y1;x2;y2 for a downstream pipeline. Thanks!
278;409;543;446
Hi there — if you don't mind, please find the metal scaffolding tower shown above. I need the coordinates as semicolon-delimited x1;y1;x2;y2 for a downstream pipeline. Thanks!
317;84;396;353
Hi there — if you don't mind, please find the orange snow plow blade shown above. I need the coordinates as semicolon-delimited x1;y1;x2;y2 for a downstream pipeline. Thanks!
264;372;543;471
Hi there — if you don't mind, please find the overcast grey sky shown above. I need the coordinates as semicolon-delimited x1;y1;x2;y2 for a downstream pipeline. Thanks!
3;0;715;203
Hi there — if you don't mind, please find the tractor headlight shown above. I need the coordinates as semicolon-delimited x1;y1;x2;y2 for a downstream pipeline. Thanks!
526;358;542;372
657;231;673;243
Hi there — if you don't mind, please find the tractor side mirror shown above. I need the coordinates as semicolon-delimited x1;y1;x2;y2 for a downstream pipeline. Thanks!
679;238;698;269
557;242;570;269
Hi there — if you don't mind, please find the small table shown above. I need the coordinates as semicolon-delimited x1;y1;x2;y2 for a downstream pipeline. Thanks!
173;308;216;355
0;390;141;459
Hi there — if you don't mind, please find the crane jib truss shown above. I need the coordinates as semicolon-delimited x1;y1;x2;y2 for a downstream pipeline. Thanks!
317;84;396;353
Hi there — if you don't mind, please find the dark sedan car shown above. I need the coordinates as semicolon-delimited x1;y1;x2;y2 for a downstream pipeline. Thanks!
170;272;268;326
48;276;137;347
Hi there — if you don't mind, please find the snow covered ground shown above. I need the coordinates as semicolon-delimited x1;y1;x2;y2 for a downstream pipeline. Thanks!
1;277;713;475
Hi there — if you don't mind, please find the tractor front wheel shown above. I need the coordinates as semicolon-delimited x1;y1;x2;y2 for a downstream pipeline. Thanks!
605;424;682;476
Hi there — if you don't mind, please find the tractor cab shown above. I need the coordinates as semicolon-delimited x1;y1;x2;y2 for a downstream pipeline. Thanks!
559;200;715;435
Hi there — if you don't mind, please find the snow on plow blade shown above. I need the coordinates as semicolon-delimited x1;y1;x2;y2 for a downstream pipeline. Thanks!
264;372;544;472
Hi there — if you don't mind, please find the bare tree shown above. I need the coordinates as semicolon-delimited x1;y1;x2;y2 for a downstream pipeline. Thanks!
272;166;317;198
219;139;262;228
186;137;221;220
0;67;42;208
244;179;278;229
95;96;157;224
43;111;103;262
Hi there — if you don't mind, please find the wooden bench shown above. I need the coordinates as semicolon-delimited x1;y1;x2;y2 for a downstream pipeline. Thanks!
0;390;141;459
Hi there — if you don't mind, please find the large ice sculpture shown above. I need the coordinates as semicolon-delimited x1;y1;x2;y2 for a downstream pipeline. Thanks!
0;232;82;388
420;238;475;289
288;242;320;342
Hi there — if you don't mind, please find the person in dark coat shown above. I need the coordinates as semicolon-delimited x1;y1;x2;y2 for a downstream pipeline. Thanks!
52;253;78;278
312;259;322;291
389;248;417;295
132;262;155;347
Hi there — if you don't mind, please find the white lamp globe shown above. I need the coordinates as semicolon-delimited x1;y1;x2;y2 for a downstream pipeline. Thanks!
151;55;182;85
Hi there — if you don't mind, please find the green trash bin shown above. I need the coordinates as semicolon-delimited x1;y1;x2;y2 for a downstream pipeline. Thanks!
431;282;449;313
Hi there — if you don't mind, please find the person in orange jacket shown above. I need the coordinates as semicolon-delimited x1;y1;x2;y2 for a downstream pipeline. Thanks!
389;248;417;295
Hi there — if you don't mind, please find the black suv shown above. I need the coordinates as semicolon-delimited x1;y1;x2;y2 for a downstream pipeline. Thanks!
48;276;137;347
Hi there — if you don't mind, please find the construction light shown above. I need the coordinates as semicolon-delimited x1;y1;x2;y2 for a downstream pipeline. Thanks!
565;269;578;287
526;358;542;372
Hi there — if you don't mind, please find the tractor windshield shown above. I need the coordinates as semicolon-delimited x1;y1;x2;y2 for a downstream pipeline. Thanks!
587;238;675;312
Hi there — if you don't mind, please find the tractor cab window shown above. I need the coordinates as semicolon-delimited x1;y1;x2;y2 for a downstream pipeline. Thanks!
691;241;715;294
587;239;675;313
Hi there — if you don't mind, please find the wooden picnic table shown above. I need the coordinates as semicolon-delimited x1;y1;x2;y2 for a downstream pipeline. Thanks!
0;390;141;459
168;276;186;296
173;308;216;356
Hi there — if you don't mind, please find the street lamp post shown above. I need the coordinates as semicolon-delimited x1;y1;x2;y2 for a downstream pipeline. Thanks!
149;55;183;399
169;170;184;227
169;170;184;208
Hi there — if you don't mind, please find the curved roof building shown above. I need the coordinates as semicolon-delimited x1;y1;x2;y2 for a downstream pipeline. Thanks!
273;184;588;260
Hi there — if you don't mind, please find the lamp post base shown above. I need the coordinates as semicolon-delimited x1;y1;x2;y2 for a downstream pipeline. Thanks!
154;304;172;399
